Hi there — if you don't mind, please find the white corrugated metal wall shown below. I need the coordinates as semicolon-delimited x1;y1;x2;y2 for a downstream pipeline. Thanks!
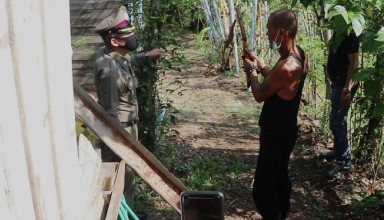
0;0;83;219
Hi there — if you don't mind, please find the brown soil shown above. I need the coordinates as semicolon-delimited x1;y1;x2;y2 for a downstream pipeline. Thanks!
142;34;384;220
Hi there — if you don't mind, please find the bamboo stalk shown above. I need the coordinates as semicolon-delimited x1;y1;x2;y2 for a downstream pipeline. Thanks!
228;0;240;74
218;0;230;35
250;0;258;51
201;0;219;46
264;0;271;63
212;0;225;40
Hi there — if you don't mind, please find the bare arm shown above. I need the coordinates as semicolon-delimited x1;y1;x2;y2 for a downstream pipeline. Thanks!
340;52;358;107
243;49;270;78
245;60;286;103
344;52;359;90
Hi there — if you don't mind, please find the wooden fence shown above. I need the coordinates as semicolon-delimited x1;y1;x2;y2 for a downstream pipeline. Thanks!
70;0;127;91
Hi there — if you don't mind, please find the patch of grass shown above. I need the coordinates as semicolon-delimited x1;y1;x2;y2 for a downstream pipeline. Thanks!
219;100;260;135
153;143;183;169
184;155;252;191
295;144;308;152
134;188;156;211
301;99;331;141
152;142;253;194
221;101;259;119
301;188;332;219
195;36;220;64
350;192;384;213
310;202;327;217
134;182;179;219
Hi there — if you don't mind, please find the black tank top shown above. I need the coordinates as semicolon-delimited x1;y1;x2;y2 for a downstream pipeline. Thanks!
258;47;307;130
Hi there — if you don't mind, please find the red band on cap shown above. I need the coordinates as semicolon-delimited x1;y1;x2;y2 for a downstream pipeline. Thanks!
114;20;130;29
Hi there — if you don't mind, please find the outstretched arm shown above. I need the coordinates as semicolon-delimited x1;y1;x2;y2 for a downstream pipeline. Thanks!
130;48;165;66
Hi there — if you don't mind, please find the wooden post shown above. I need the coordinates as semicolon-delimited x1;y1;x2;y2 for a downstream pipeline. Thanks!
228;0;240;74
0;0;82;219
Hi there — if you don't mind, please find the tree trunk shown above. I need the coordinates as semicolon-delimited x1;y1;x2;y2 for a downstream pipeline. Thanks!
316;4;332;99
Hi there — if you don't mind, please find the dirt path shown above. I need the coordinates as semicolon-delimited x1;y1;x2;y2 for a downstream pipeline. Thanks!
154;34;384;220
158;34;261;219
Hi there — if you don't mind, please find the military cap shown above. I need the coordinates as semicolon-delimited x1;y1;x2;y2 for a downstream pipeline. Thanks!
95;6;135;35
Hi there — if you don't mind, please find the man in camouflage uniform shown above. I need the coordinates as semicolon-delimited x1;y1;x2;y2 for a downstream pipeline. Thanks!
94;5;163;212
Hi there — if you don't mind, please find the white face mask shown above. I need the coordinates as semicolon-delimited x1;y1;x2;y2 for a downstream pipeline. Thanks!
271;30;283;52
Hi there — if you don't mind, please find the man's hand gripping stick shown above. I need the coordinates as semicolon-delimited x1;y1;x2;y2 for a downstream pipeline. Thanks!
235;6;257;87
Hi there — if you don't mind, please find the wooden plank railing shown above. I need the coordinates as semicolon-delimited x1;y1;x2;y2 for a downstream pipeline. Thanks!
73;83;187;213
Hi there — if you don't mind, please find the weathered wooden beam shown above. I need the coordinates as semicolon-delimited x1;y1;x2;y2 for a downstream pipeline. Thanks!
105;161;125;220
73;83;187;213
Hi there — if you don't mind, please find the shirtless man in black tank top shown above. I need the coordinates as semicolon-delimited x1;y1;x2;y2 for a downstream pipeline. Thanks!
242;9;308;220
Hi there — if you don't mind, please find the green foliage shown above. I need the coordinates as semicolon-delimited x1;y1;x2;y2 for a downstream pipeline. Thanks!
372;102;384;118
362;28;384;53
196;27;211;44
330;6;365;50
303;99;332;140
130;0;217;151
75;118;98;148
351;194;384;213
295;0;384;165
196;39;221;64
364;80;383;97
354;68;376;81
184;156;251;191
154;142;253;192
130;0;192;151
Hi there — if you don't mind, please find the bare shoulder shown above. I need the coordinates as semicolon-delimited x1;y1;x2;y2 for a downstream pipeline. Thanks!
272;58;301;80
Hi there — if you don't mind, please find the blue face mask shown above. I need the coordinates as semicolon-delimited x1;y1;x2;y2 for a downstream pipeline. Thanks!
271;30;283;52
